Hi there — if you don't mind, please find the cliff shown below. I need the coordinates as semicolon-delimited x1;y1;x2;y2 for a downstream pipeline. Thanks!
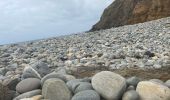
91;0;170;31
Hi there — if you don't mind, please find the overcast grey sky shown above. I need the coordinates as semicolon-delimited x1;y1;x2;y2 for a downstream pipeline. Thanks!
0;0;113;44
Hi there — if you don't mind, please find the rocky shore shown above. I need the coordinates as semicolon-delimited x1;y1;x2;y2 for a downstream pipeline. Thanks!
0;17;170;100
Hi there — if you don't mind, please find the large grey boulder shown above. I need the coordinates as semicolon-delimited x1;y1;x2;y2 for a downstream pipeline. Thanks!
16;78;41;93
42;78;71;100
92;71;127;100
136;81;170;100
13;89;41;100
71;90;100;100
122;90;139;100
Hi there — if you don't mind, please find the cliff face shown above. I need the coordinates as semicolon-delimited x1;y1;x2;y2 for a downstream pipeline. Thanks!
91;0;170;31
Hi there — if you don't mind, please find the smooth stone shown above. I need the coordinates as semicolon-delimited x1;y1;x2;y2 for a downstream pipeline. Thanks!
136;81;170;100
16;78;41;93
55;67;67;75
41;72;67;85
74;82;93;94
92;71;127;100
7;63;18;71
20;95;43;100
127;85;135;90
71;90;100;100
165;80;170;88
42;78;71;100
5;71;15;76
126;76;140;87
67;80;83;93
22;66;41;79
122;90;139;100
32;61;51;77
64;74;76;82
0;68;8;76
66;78;91;93
149;79;164;84
14;89;41;100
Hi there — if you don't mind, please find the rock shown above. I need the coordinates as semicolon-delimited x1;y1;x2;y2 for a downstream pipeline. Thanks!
7;63;18;71
81;77;91;83
64;74;76;82
165;80;170;88
0;68;7;76
31;95;43;100
66;78;91;93
136;81;170;100
92;71;127;100
5;71;15;76
153;64;162;69
55;67;67;74
74;82;93;94
122;90;139;100
22;66;41;79
22;62;51;79
127;85;135;90
16;78;41;93
41;72;67;85
126;76;140;87
67;79;84;93
91;0;170;31
14;89;41;100
0;82;17;100
3;76;20;90
144;51;155;57
31;61;51;77
149;79;164;84
6;90;18;100
42;78;71;100
20;95;43;100
71;90;100;100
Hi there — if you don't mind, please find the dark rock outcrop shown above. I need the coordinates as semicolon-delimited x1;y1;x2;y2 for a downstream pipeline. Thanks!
91;0;170;31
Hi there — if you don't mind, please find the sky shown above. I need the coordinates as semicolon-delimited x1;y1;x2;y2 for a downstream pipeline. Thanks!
0;0;113;45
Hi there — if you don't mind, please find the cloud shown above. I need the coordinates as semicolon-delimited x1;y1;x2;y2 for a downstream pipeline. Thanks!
0;0;113;44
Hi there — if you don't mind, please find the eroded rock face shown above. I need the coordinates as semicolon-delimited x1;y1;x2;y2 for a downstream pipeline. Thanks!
91;0;170;31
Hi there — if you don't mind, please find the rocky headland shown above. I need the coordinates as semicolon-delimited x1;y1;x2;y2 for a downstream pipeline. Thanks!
91;0;170;31
0;17;170;100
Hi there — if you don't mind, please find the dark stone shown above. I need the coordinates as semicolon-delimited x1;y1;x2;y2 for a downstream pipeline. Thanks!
144;51;155;57
3;77;20;90
0;83;16;100
32;61;51;77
